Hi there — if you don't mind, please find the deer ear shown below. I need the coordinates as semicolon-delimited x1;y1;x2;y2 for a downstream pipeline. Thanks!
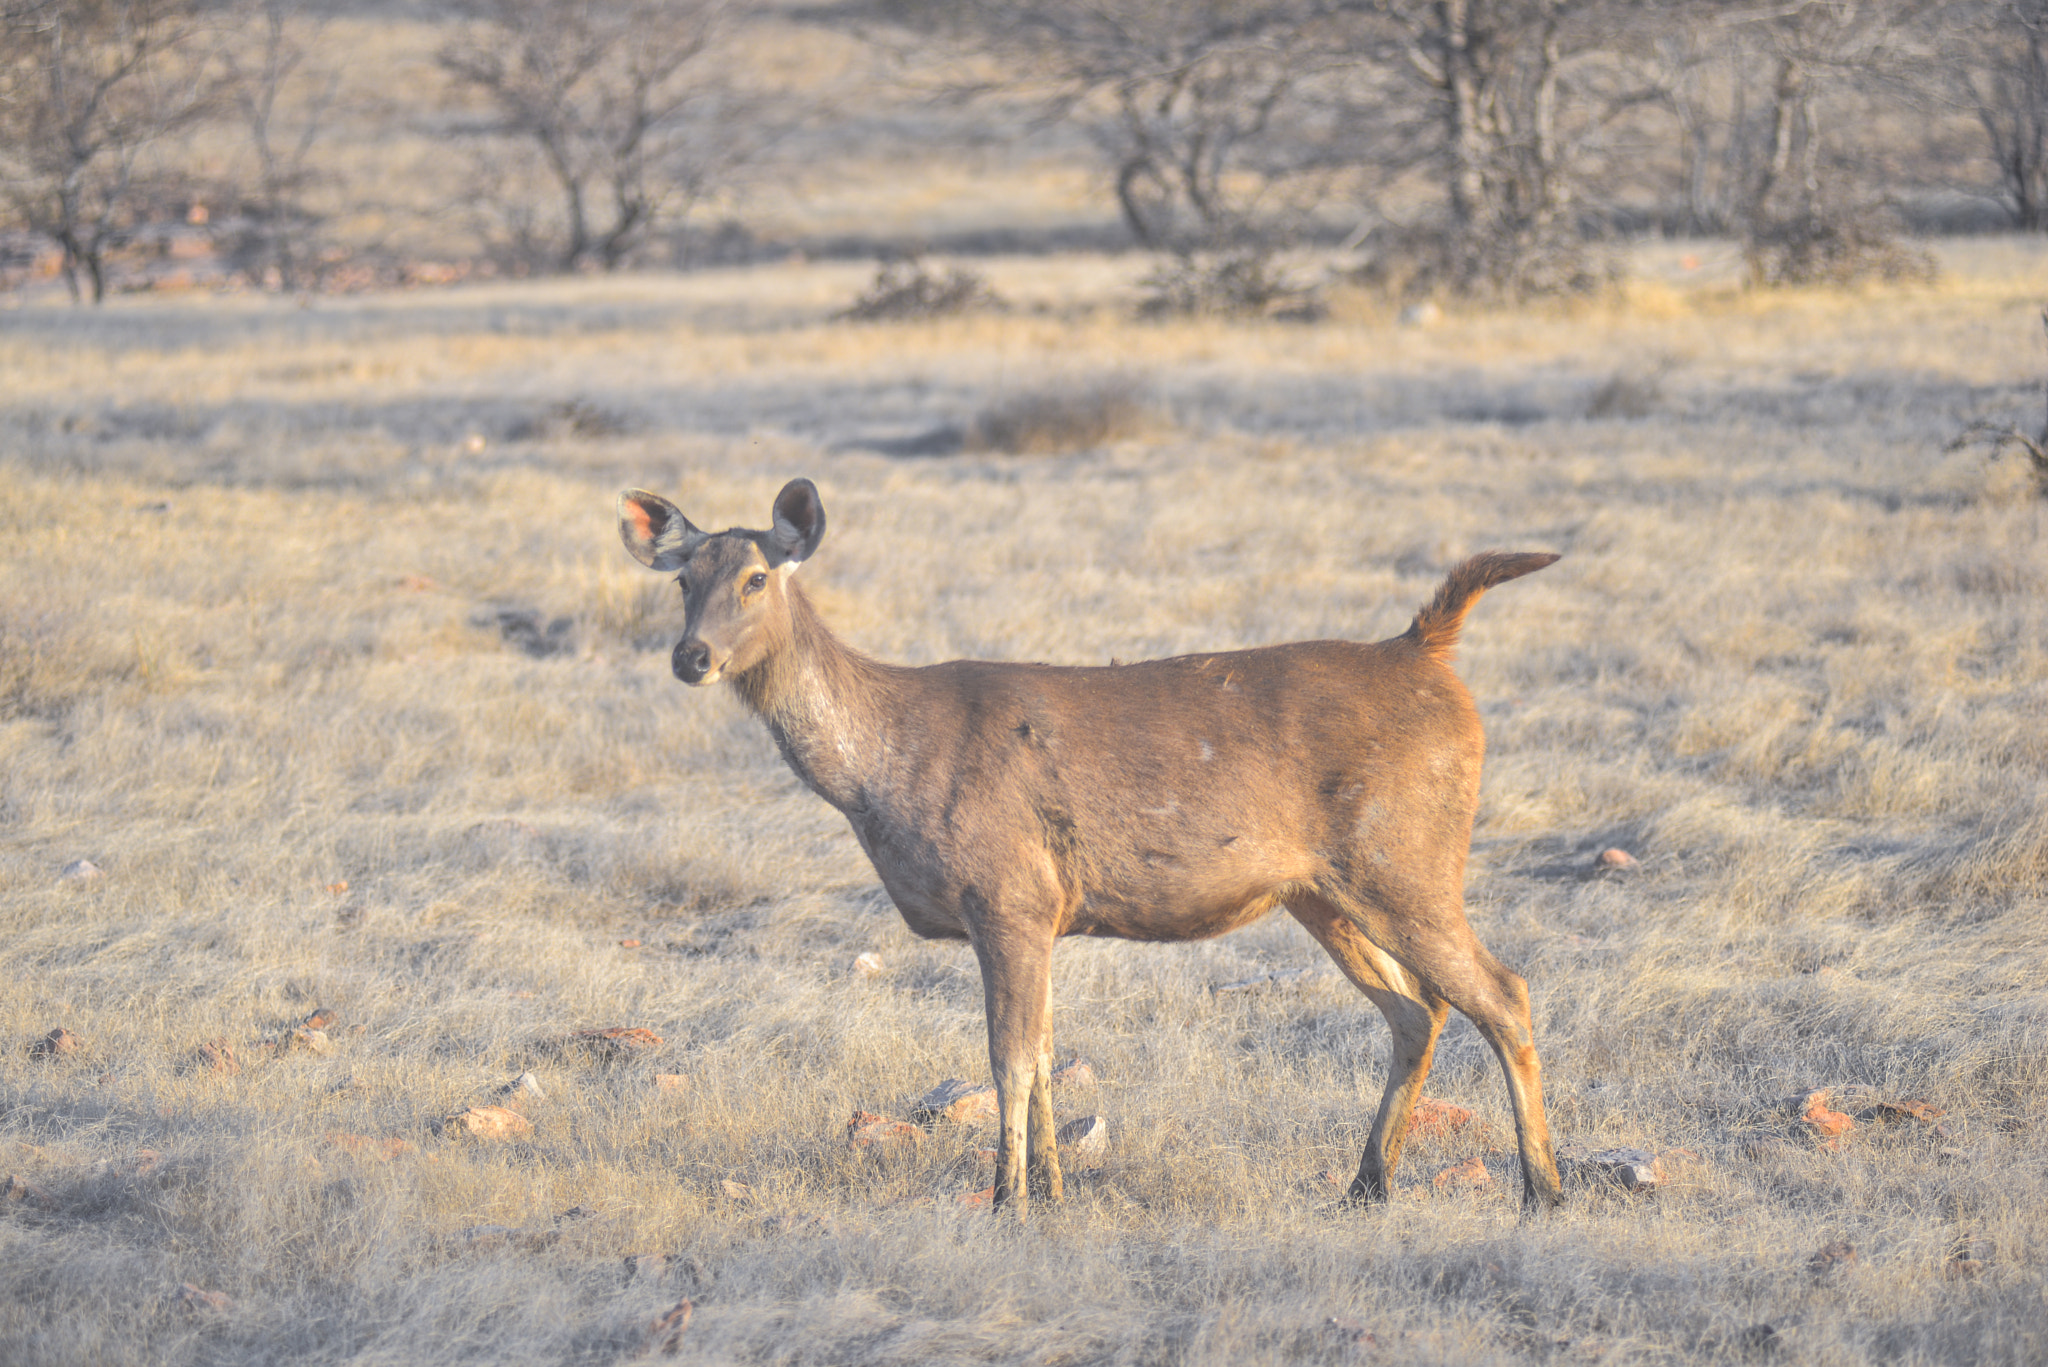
769;478;826;565
618;489;705;571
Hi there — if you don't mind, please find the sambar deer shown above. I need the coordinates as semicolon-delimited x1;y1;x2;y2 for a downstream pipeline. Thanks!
619;478;1564;1213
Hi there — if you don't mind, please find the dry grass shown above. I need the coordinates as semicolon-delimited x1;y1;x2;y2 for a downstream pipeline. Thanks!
3;241;2047;1366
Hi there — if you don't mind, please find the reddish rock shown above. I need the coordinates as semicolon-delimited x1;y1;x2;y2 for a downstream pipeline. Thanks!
1409;1098;1475;1137
1808;1240;1857;1275
846;1110;921;1152
1050;1057;1096;1089
1056;1114;1108;1159
1432;1155;1491;1191
647;1299;693;1355
444;1105;533;1142
1800;1100;1855;1147
195;1039;240;1075
570;1026;663;1061
30;1028;79;1059
1858;1099;1946;1125
912;1079;998;1125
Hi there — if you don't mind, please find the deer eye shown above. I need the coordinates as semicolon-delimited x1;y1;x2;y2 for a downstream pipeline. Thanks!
745;571;768;593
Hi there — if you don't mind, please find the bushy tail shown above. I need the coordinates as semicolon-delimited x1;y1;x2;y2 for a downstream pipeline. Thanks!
1403;551;1560;662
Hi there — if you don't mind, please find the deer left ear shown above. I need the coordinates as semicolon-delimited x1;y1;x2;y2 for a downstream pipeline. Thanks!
769;478;826;566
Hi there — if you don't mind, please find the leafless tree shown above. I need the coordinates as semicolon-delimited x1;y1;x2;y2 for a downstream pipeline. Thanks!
891;1;1350;254
436;0;763;272
219;0;339;290
1946;0;2048;228
1339;0;1665;297
0;0;221;302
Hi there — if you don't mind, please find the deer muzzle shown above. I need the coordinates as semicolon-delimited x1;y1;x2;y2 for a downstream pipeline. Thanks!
672;638;719;685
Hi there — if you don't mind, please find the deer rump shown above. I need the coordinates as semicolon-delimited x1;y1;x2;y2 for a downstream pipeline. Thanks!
619;477;1564;1215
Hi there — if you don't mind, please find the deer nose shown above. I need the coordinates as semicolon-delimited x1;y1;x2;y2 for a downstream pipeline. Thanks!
673;639;712;683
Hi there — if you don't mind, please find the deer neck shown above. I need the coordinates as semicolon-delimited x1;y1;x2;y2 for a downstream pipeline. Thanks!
730;585;893;815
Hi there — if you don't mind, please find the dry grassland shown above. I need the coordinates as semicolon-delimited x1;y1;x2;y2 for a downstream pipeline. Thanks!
2;243;2047;1365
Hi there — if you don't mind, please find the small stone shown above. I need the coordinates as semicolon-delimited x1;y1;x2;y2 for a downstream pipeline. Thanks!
1432;1155;1491;1191
59;860;102;883
1857;1099;1946;1125
496;1071;546;1106
647;1299;693;1355
569;1026;663;1061
323;1133;417;1162
30;1028;80;1059
846;1110;921;1152
1408;1098;1474;1136
1566;1147;1664;1192
852;952;884;978
1596;848;1638;870
622;1252;672;1282
1056;1114;1108;1159
1657;1147;1705;1176
1808;1240;1857;1275
652;1073;688;1093
912;1078;998;1125
302;1008;338;1030
280;1027;334;1056
444;1105;533;1142
175;1283;232;1313
1049;1057;1096;1089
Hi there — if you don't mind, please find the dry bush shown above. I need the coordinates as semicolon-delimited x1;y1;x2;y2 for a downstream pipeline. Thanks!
964;373;1157;454
1134;251;1323;320
835;256;1004;322
1743;211;1938;289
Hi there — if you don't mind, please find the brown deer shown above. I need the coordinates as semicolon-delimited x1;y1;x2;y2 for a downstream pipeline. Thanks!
618;478;1564;1214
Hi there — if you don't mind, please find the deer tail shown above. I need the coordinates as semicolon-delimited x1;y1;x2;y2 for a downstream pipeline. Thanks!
1403;551;1560;662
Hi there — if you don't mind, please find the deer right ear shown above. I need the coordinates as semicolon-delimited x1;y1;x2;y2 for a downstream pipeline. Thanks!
618;490;706;570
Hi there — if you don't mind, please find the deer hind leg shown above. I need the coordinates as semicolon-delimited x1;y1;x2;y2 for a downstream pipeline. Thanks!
1428;950;1562;1212
1357;894;1564;1213
1290;894;1449;1202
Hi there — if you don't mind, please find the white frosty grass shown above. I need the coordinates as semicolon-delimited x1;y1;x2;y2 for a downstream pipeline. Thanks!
1;245;2046;1365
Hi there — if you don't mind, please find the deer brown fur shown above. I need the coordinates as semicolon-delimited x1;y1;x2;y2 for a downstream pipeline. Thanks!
618;478;1565;1213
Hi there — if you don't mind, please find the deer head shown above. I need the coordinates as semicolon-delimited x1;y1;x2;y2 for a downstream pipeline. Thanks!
617;478;827;685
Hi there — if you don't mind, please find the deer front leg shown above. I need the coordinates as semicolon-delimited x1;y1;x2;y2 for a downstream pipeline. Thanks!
973;925;1055;1216
1027;1016;1063;1202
